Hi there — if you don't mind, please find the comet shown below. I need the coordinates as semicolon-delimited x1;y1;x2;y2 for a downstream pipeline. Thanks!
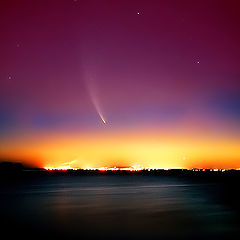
100;114;106;124
94;100;106;124
86;77;107;124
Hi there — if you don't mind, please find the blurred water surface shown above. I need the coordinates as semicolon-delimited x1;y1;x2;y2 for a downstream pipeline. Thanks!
0;175;239;239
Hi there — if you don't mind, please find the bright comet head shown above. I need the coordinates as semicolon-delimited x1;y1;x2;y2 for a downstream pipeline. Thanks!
100;115;106;124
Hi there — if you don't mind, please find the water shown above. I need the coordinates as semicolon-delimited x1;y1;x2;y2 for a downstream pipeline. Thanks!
0;175;239;239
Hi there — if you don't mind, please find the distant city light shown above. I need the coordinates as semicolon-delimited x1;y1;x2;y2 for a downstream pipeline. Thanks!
44;166;238;172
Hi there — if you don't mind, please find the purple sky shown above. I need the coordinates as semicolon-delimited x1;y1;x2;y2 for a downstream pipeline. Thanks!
0;0;240;168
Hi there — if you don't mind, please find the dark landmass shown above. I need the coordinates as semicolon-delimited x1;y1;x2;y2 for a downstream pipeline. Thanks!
0;161;24;174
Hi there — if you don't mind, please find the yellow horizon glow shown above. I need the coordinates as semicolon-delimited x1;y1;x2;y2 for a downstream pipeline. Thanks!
0;127;239;169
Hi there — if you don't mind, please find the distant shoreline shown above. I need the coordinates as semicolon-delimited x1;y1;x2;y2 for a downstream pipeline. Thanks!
1;168;240;181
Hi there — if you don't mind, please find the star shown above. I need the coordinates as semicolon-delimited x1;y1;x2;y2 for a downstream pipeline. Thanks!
8;76;12;80
197;61;200;64
137;12;140;15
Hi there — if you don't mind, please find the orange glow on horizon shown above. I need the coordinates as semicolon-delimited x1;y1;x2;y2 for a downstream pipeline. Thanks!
1;126;240;170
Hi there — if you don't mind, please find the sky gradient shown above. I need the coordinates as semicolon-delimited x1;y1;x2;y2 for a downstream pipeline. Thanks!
0;0;240;169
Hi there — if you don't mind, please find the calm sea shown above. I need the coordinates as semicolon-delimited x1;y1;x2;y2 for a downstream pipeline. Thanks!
0;174;239;239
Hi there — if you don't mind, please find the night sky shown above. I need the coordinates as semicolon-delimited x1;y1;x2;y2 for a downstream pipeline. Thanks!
0;0;239;169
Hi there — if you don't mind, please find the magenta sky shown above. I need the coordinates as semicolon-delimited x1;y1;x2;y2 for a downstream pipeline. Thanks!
0;0;239;168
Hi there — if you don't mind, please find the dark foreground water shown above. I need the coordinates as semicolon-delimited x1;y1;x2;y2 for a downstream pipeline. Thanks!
0;173;239;239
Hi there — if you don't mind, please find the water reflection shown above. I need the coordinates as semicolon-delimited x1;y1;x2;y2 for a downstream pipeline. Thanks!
0;175;239;239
